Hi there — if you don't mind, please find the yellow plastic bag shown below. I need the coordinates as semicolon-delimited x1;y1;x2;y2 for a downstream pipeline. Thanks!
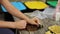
56;33;60;34
24;1;48;9
48;25;60;33
45;31;52;34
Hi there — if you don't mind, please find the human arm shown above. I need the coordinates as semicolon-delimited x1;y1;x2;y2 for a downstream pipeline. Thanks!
0;20;27;29
1;0;39;25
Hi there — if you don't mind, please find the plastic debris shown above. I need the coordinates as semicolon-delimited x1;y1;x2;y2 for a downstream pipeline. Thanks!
45;31;52;34
48;25;60;33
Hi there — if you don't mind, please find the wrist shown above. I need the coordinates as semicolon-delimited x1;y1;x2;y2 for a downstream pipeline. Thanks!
8;22;16;29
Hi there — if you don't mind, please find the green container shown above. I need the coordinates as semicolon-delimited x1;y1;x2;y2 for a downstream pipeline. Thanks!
47;0;58;1
46;0;58;7
47;1;58;7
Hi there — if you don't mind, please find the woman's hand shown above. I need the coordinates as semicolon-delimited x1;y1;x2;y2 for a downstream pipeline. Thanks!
32;17;40;24
27;17;40;25
14;20;27;29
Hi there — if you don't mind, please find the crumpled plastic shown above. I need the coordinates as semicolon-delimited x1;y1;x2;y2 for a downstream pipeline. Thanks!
45;31;52;34
25;7;55;19
45;25;60;34
48;25;60;33
43;7;55;19
30;10;48;19
24;10;47;19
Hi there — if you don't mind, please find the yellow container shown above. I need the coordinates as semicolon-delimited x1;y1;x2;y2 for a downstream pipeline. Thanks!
24;1;48;9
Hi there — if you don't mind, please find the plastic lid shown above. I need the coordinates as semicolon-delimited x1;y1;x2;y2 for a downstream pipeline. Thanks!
47;1;58;7
1;2;26;12
24;1;48;9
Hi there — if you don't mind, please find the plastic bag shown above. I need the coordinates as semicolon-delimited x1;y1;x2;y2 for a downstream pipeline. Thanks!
30;10;48;19
43;7;55;19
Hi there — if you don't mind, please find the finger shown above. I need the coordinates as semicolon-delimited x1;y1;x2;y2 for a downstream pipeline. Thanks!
33;17;40;24
36;18;41;24
32;17;40;25
34;19;41;27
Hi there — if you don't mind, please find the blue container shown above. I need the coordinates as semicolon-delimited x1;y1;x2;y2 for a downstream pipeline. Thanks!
1;2;26;12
